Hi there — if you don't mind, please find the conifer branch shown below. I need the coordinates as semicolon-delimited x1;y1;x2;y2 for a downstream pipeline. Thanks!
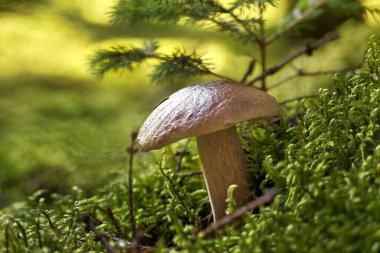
266;1;325;45
90;46;159;77
219;5;261;42
151;49;217;83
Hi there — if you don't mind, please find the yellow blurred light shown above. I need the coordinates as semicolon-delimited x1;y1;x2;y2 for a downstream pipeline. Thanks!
362;0;380;26
52;0;111;24
0;13;93;79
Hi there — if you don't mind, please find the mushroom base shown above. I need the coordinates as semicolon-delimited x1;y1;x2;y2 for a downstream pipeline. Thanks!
196;127;250;223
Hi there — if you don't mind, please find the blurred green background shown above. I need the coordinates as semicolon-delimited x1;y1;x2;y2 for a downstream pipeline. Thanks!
0;0;379;206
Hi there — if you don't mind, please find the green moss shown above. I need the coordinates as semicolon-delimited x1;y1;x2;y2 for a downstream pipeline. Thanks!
1;36;380;252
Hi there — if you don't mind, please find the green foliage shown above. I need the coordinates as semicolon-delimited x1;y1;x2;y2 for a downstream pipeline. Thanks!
91;42;157;77
152;48;213;84
1;36;379;253
91;40;214;84
91;0;376;86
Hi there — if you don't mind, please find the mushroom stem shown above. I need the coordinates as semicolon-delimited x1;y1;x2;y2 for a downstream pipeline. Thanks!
196;127;250;223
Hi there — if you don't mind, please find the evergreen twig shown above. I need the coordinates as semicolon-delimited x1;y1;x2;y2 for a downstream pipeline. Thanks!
266;1;325;44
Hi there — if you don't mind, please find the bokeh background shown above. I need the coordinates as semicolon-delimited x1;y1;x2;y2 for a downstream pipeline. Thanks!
0;0;379;206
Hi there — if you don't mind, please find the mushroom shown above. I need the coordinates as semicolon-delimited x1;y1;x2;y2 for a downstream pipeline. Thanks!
135;80;279;222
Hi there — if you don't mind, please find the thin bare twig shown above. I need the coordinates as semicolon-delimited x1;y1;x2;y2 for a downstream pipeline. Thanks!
268;65;359;90
198;188;277;237
241;59;256;83
41;210;58;234
5;223;9;253
11;219;29;248
82;214;117;253
247;32;340;86
206;70;234;81
158;159;190;215
268;71;300;90
106;207;125;239
266;1;325;44
63;210;75;243
175;139;191;174
280;94;319;105
35;219;42;248
127;132;138;237
179;170;203;179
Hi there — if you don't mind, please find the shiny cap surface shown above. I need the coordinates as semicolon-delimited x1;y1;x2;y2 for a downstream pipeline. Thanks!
135;80;279;151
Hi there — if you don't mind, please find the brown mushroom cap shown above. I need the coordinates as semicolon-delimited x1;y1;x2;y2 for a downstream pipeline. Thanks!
135;80;279;152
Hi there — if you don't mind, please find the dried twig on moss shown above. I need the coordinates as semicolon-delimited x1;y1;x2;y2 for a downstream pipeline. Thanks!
198;188;277;237
82;214;116;253
105;207;125;239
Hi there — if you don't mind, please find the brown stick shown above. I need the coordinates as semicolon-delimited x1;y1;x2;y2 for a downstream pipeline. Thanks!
174;139;190;174
247;32;340;86
127;132;138;237
82;214;116;253
106;207;125;239
268;65;359;90
179;170;202;179
240;60;256;83
198;188;277;237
